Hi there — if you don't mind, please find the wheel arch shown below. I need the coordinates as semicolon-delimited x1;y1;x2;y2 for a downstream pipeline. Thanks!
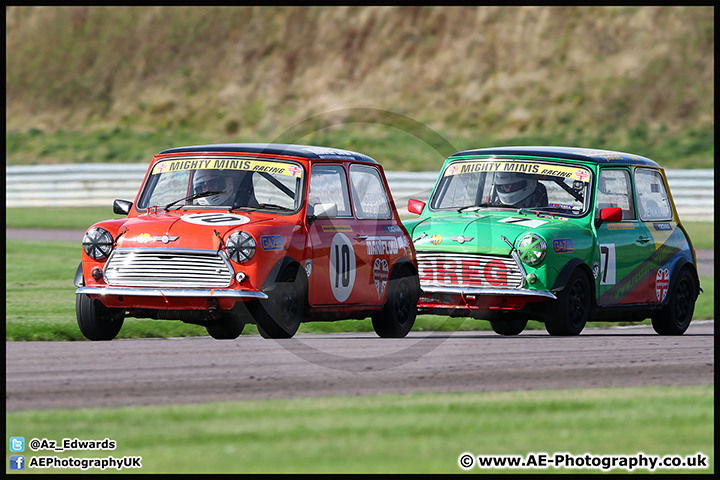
262;256;305;292
74;262;85;287
664;258;700;307
389;256;418;279
551;258;595;300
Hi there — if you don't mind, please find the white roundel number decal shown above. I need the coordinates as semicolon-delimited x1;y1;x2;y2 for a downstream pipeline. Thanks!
329;233;356;302
181;213;250;226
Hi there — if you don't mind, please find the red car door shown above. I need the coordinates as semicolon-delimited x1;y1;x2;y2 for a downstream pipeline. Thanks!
306;164;367;307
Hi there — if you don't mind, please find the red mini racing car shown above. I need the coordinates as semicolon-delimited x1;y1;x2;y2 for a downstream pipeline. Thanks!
75;143;419;340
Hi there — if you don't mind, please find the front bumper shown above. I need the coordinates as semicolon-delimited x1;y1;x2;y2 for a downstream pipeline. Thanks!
418;285;556;311
76;286;267;299
76;286;268;311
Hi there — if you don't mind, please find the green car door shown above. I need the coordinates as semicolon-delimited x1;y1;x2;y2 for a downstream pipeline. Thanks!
594;168;655;306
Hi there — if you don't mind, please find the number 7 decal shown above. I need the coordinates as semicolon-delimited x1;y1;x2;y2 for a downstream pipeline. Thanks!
599;244;616;285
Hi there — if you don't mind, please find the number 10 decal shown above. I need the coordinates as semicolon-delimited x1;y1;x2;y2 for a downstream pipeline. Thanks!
599;244;616;285
329;233;356;302
335;243;351;288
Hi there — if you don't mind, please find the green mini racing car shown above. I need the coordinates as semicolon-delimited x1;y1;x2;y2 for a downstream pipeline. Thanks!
404;146;700;336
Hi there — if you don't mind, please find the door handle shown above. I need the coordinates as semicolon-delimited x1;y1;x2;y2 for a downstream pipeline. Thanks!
637;236;652;244
354;235;368;242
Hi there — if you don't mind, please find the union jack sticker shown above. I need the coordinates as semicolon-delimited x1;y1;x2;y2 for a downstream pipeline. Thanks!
655;268;670;302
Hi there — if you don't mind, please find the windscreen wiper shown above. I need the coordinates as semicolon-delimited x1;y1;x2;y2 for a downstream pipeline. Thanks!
231;202;294;212
458;202;510;213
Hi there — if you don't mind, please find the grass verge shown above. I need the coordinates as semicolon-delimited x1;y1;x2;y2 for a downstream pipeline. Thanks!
5;239;713;341
5;385;714;474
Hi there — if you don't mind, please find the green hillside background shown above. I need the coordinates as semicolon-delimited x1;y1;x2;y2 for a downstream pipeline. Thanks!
5;6;714;170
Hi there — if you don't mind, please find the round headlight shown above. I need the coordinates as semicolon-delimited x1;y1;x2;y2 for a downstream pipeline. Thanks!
82;227;114;260
226;231;256;263
517;234;546;266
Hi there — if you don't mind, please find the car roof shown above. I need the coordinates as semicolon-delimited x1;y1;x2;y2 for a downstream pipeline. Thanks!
158;143;378;164
449;146;660;167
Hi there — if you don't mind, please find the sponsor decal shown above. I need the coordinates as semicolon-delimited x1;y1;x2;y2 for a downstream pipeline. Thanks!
152;158;303;177
302;146;356;158
548;203;576;211
592;261;600;279
576;150;643;163
304;258;312;277
136;233;153;244
260;235;284;251
321;225;352;232
653;223;672;231
373;258;389;299
382;225;402;233
655;268;670;302
552;238;574;253
498;217;548;228
366;236;400;256
446;164;460;176
443;160;590;182
181;213;250;226
607;223;634;230
575;169;590;181
430;234;443;245
420;257;510;286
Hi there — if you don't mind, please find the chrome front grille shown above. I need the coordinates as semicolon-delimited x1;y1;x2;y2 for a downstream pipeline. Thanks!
104;249;234;288
417;252;524;289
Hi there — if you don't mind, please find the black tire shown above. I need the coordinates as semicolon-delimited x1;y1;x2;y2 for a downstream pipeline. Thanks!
372;272;419;338
254;268;305;339
651;268;696;335
490;317;528;336
76;293;124;341
206;316;245;340
545;269;590;336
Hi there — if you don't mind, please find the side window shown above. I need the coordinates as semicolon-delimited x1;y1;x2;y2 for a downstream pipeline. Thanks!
308;165;352;217
635;168;673;221
596;169;635;220
349;164;392;219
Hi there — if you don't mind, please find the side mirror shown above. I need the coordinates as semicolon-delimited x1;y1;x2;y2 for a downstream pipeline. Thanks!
113;199;133;216
596;207;622;227
408;198;426;215
307;202;338;224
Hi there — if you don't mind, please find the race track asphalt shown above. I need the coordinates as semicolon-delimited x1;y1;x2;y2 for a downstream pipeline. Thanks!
6;321;714;411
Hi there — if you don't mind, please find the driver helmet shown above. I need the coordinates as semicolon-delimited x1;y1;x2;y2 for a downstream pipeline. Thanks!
495;171;537;206
192;169;235;205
